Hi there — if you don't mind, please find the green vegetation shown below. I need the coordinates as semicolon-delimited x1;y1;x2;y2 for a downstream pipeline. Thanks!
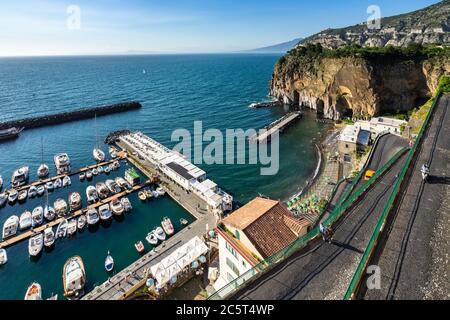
438;75;450;93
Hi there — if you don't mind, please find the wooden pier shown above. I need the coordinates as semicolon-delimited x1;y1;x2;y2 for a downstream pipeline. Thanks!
0;180;150;249
249;111;302;143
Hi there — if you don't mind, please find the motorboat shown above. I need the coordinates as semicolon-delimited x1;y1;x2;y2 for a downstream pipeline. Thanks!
31;206;44;227
62;175;71;187
53;178;62;189
0;248;7;265
86;186;98;204
104;251;114;272
161;217;174;236
54;198;68;216
151;190;159;199
110;198;124;216
24;282;42;300
92;168;99;176
98;203;112;221
28;186;37;198
44;205;56;221
138;191;147;201
144;188;153;200
154;227;166;241
63;256;86;300
145;231;158;246
8;189;18;205
97;166;104;174
156;186;166;196
3;215;19;239
11;166;29;188
43;227;55;247
37;164;49;179
113;161;120;170
45;181;54;191
19;211;32;230
56;219;68;239
18;189;28;203
77;215;87;230
28;233;43;257
135;241;145;254
86;170;93;180
104;166;111;175
109;146;118;158
95;182;109;199
108;164;115;172
105;179;120;194
37;185;45;196
69;192;82;211
67;219;77;236
86;208;99;225
0;192;7;207
54;153;71;175
115;177;129;190
79;172;86;181
93;148;106;162
121;197;132;212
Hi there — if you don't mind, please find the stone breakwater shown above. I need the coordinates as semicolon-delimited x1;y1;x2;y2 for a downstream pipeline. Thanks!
0;101;142;130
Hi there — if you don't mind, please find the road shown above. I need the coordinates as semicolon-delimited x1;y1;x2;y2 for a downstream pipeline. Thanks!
360;94;450;300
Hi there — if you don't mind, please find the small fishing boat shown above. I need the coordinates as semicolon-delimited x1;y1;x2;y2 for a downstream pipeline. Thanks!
63;256;86;300
95;182;109;199
156;186;166;196
92;168;99;176
53;178;62;189
24;282;42;300
104;166;111;175
79;172;86;181
8;189;18;205
28;233;43;257
86;170;93;180
155;227;166;241
32;206;44;227
45;181;54;191
86;208;99;225
0;192;7;207
105;179;120;194
110;198;124;216
69;192;82;211
62;175;71;187
146;231;158;246
67;219;77;236
77;215;87;230
11;166;29;188
43;227;55;247
37;185;45;196
104;251;114;272
93;148;105;163
121;197;132;212
54;198;68;216
44;205;56;221
138;191;147;201
19;211;32;230
161;217;174;236
135;241;145;254
98;203;112;221
86;185;99;204
55;219;68;239
18;189;28;203
28;185;37;198
180;218;188;226
0;248;7;265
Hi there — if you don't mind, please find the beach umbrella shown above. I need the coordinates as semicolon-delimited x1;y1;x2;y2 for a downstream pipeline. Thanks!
146;278;154;287
199;255;207;263
208;230;215;238
170;275;177;284
191;260;199;269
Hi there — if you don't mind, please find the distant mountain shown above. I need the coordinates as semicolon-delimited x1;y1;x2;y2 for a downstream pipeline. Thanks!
244;38;303;53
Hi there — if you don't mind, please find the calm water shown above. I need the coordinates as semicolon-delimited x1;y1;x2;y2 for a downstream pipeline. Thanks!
0;54;329;299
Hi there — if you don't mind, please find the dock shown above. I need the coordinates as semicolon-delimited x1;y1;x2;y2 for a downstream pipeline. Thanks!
249;111;302;143
0;180;150;249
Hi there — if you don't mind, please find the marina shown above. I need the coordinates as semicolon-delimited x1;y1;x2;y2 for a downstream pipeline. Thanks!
249;111;302;143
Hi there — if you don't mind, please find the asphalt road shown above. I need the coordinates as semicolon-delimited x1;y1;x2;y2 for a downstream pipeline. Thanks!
360;94;450;300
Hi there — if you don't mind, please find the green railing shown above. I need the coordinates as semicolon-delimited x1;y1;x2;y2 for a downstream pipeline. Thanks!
343;90;443;300
208;146;407;300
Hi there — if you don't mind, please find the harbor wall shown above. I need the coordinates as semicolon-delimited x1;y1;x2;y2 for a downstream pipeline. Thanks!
0;101;142;130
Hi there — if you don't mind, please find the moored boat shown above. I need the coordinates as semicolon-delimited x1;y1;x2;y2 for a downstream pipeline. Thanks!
135;241;145;254
77;215;87;230
105;179;120;194
8;189;18;205
37;163;49;179
121;197;132;212
86;170;93;180
63;256;86;300
45;181;54;191
31;206;44;227
24;282;42;300
180;218;188;226
97;165;104;174
53;178;62;189
138;191;147;201
86;208;99;225
11;166;29;188
0;192;7;207
0;248;7;265
110;198;124;216
19;211;32;230
161;217;174;236
44;205;56;221
67;219;77;236
115;177;129;190
43;227;55;247
56;219;68;238
28;232;43;257
104;166;111;175
155;227;166;241
146;231;158;246
54;153;71;175
104;251;114;272
98;203;112;221
93;148;106;162
86;185;98;204
95;182;109;199
28;185;37;198
69;192;82;211
0;175;2;191
156;186;166;196
2;215;19;240
79;172;86;181
92;168;98;176
62;175;71;187
18;189;28;203
54;198;68;216
37;185;45;197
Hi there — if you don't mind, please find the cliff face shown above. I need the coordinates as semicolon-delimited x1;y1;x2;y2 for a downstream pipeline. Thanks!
271;55;450;120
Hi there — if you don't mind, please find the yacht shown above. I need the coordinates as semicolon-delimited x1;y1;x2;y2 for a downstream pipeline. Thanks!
69;192;82;211
62;176;71;187
98;203;112;221
77;215;87;230
121;197;132;212
56;219;68;239
93;148;106;162
44;205;56;221
28;186;37;198
86;208;99;225
0;248;7;265
18;189;28;203
31;206;44;227
86;186;99;204
24;282;42;300
161;217;174;236
110;198;124;216
53;178;62;189
105;179;120;194
37;185;45;197
145;231;158;246
8;188;18;204
54;198;68;216
67;219;77;236
154;227;166;241
11;166;29;188
95;182;109;199
19;211;32;230
63;256;86;300
2;215;19;239
43;227;55;247
105;251;114;272
115;177;129;190
28;233;43;257
45;181;54;191
0;192;7;207
85;170;93;180
54;153;71;175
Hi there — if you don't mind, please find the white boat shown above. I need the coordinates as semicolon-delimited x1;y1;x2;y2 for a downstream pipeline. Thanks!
54;198;68;216
97;166;104;174
86;170;93;180
0;192;7;207
62;175;71;187
121;197;132;212
8;189;18;204
53;178;62;189
28;185;37;198
43;227;55;247
109;146;118;158
79;172;85;181
24;282;42;300
19;211;32;230
156;186;166;196
32;206;44;227
77;215;87;230
155;227;166;241
67;219;77;236
44;205;56;221
37;185;45;196
152;190;159;199
69;192;82;211
18;189;28;203
145;231;158;246
93;149;106;162
113;160;120;170
63;256;86;300
37;137;49;179
105;251;114;272
11;166;29;188
86;208;99;225
105;179;120;194
92;168;99;176
54;153;71;175
95;182;109;199
56;219;68;239
28;233;43;257
0;175;2;191
0;248;7;265
161;217;174;236
115;177;129;190
45;181;54;191
98;203;112;221
104;166;111;174
86;186;98;204
110;198;124;216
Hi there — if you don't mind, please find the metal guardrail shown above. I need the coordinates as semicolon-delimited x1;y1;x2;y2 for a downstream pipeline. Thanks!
343;90;443;300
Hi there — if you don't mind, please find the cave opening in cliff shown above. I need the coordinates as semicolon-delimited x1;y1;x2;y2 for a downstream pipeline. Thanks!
316;99;324;115
293;90;300;106
336;95;353;119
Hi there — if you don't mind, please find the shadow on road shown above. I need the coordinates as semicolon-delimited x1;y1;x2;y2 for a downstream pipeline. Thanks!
330;240;364;254
427;175;450;185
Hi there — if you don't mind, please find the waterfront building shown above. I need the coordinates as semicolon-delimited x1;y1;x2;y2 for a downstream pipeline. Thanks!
369;117;407;140
338;124;370;162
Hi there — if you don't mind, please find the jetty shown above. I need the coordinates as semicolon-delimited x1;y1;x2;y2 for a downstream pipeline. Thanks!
250;111;302;143
249;100;283;109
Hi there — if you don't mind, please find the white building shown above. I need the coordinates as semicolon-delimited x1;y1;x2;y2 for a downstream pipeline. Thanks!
369;117;407;140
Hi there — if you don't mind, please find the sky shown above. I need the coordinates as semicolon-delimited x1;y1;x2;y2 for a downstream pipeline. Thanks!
0;0;441;56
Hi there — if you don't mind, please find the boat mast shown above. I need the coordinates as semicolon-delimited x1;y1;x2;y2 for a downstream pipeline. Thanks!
95;113;98;149
40;137;44;164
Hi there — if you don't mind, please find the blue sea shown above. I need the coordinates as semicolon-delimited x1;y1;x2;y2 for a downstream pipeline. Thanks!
0;54;329;299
